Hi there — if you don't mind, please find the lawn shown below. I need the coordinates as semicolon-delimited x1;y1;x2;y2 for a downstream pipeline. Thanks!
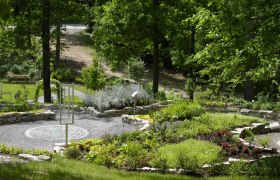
0;157;276;180
0;83;88;103
0;83;41;102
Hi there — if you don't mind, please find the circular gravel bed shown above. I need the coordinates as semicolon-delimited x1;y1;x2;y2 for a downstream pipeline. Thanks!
25;125;89;141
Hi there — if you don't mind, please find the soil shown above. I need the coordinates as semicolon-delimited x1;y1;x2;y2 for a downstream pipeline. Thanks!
60;25;187;97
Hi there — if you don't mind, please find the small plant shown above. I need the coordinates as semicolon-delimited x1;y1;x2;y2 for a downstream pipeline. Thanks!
256;137;270;148
64;146;82;159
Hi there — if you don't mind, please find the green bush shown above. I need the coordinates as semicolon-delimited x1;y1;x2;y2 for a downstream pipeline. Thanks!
227;157;280;176
152;101;205;124
115;141;150;170
126;58;145;83
64;146;82;159
51;68;75;81
86;143;117;167
78;63;106;91
150;139;222;171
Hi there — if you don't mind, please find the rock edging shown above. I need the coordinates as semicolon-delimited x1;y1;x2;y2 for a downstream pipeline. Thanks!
0;110;56;125
206;107;280;121
83;100;174;117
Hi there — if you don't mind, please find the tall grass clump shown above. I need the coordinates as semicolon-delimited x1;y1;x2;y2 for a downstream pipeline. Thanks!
152;101;205;124
150;139;222;171
170;113;266;139
83;84;153;111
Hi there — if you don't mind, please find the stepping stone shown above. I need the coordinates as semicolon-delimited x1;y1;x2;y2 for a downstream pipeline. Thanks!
265;122;280;130
18;154;50;162
252;123;266;128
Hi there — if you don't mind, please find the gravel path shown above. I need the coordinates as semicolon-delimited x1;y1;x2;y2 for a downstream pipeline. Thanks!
37;89;86;103
0;111;137;151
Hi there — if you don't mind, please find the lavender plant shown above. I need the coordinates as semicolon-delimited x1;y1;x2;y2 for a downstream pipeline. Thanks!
83;84;153;111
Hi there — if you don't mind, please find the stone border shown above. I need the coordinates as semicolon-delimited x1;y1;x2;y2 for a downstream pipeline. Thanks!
121;115;152;131
206;106;280;121
0;110;56;125
82;100;174;117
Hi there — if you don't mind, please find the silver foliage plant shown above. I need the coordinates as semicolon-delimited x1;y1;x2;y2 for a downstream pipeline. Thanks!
83;84;153;112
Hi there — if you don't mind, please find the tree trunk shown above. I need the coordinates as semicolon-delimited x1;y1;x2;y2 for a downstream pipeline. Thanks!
42;0;51;103
152;0;160;96
55;12;61;69
244;33;257;101
244;76;255;101
27;5;32;47
188;26;196;101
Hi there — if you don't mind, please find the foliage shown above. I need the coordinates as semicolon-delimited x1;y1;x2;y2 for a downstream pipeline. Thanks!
51;67;75;81
150;139;222;171
256;137;270;149
0;144;54;157
64;146;82;160
166;113;265;142
165;90;183;102
227;157;280;176
115;141;151;170
83;84;153;111
152;101;205;124
126;58;146;83
34;78;61;102
86;143;117;167
78;63;106;91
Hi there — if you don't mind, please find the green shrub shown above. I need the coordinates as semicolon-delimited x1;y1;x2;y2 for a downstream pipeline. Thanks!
227;157;280;176
86;143;117;167
150;139;222;171
51;68;75;81
115;141;150;170
126;58;145;83
78;63;106;91
64;146;82;159
152;101;205;124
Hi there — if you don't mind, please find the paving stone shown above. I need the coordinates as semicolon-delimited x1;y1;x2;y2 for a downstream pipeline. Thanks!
19;154;42;162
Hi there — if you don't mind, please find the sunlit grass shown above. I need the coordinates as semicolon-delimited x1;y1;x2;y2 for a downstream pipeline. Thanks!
131;114;154;123
0;83;41;102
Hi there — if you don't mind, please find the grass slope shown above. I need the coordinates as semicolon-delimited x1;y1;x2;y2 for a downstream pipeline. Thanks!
0;158;276;180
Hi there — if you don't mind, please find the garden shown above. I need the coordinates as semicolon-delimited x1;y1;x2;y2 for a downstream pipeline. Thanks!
1;0;280;179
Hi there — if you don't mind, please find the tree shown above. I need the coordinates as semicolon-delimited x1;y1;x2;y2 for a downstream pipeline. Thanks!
42;0;51;102
92;0;164;95
194;0;280;101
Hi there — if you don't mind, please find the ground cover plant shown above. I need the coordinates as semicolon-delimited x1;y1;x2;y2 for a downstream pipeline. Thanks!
152;101;205;124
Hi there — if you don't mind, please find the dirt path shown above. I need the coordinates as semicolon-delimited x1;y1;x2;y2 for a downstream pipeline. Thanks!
62;25;187;96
